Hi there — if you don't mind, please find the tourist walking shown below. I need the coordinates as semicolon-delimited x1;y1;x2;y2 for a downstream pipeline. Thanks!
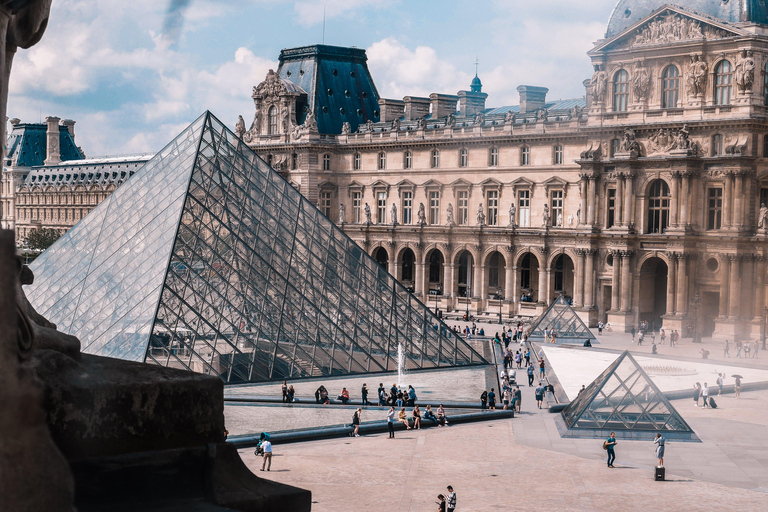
260;437;273;471
387;407;396;438
361;383;369;405
654;434;666;467
514;386;522;412
436;494;446;512
488;388;496;410
630;326;636;341
527;364;535;386
717;373;724;396
745;341;751;358
735;375;742;399
539;358;546;378
480;390;488;410
660;329;666;346
597;321;604;335
408;385;417;406
724;340;730;358
605;432;617;468
637;330;644;345
351;408;361;437
735;340;742;358
535;382;546;409
503;388;512;410
446;486;457;512
702;382;709;408
693;382;701;406
754;343;760;359
525;349;531;366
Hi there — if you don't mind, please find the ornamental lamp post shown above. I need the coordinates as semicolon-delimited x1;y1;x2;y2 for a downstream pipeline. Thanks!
498;289;504;325
465;285;471;321
763;306;767;351
689;292;702;344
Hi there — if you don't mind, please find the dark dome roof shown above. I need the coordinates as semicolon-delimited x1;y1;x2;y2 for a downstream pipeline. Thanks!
606;1;768;38
470;74;482;92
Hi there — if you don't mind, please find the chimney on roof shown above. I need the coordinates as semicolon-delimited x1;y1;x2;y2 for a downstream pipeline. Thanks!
403;96;430;121
457;89;487;118
62;119;76;143
44;116;61;166
378;99;405;123
517;86;549;114
429;93;459;119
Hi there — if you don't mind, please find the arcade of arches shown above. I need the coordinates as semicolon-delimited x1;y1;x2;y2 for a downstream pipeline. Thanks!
366;243;766;341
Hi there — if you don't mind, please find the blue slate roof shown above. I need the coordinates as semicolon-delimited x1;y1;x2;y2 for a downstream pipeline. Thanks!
484;97;586;116
5;123;84;167
277;45;381;135
606;1;768;37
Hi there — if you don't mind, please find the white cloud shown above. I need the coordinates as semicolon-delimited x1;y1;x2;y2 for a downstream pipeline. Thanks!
293;0;393;27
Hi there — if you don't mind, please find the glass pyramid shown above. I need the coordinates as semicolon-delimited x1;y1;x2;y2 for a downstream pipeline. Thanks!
561;351;694;435
527;296;596;343
26;112;487;383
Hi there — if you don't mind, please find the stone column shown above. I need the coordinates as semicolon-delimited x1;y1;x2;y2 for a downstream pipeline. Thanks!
680;173;690;227
734;173;744;230
587;177;597;225
473;259;482;299
615;175;624;227
666;254;677;316
537;257;547;304
415;251;424;297
719;256;730;318
584;250;595;308
620;251;632;312
479;265;487;303
388;249;397;277
545;268;552;306
505;258;514;304
574;250;585;307
723;172;733;228
449;263;456;300
610;252;620;311
579;176;588;226
623;174;634;228
728;255;741;319
443;261;452;301
675;254;687;316
754;256;765;320
669;172;679;227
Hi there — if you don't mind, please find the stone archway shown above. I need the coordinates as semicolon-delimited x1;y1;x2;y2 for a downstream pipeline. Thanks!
485;251;506;299
517;252;540;303
550;253;575;303
425;248;445;295
456;250;474;298
639;257;668;330
399;248;415;292
373;246;388;270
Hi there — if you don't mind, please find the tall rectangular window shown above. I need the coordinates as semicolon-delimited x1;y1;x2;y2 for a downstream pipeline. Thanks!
431;150;440;168
377;192;387;223
429;191;440;225
606;188;616;228
320;191;332;218
402;191;413;224
354;153;361;170
551;190;563;227
489;148;499;166
521;146;530;166
707;187;723;230
712;134;724;156
352;192;361;223
404;151;412;169
378;152;386;170
322;153;331;171
487;190;499;226
554;145;563;165
457;190;469;225
518;190;530;227
459;149;468;167
610;138;621;157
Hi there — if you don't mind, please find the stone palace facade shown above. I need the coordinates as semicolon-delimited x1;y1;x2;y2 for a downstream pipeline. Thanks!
237;2;768;341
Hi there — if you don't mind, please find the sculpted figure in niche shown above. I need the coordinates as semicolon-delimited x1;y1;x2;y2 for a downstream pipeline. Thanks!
676;124;692;149
687;55;708;96
567;213;574;227
417;203;427;226
556;213;563;227
446;203;455;226
590;65;607;103
508;203;516;227
734;50;755;93
542;204;550;227
632;61;650;101
476;204;486;226
758;203;768;229
390;203;398;225
364;203;371;224
339;203;346;224
235;115;246;139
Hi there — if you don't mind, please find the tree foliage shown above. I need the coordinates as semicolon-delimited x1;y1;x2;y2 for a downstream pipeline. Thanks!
25;228;61;251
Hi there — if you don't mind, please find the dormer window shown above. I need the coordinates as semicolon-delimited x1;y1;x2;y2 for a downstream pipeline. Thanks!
715;60;733;105
268;106;278;134
613;69;629;112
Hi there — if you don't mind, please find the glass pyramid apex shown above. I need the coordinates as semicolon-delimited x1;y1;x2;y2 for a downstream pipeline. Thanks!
561;351;695;436
26;111;487;383
527;295;596;343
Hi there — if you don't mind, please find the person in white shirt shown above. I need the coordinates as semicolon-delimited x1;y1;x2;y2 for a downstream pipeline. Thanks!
701;382;710;408
446;486;457;512
260;439;273;471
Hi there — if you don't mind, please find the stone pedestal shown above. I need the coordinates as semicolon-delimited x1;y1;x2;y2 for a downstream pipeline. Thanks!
606;311;633;333
661;315;685;334
576;308;598;328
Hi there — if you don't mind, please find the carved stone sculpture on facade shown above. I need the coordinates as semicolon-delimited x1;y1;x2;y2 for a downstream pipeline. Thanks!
235;115;246;139
590;65;607;103
446;203;455;226
476;204;486;226
508;203;516;227
535;108;548;122
631;14;711;46
556;213;563;227
632;61;650;101
390;203;398;225
580;143;602;161
417;203;427;226
686;55;708;97
542;204;550;227
364;203;372;224
341;122;351;135
416;117;426;130
620;128;641;155
338;203;346;224
391;118;401;131
366;119;375;132
568;105;583;120
758;203;768;230
504;110;516;125
445;114;456;128
734;50;755;93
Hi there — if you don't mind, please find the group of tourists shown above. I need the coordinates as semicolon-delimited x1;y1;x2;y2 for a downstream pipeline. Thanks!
694;374;742;404
481;372;523;412
435;486;457;512
502;347;530;369
386;404;448;437
603;432;667;469
280;381;295;403
378;383;417;407
455;323;485;338
724;339;761;358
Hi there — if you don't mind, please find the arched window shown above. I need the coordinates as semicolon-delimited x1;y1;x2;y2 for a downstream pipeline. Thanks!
431;149;440;168
520;146;530;166
404;151;412;169
647;179;671;234
662;65;680;109
378;152;386;170
353;153;361;170
268;106;278;134
712;134;724;156
459;148;468;167
613;69;629;112
714;60;732;105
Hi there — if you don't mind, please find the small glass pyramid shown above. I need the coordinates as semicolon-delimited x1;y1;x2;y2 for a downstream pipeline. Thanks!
527;296;596;343
26;112;487;383
561;351;695;435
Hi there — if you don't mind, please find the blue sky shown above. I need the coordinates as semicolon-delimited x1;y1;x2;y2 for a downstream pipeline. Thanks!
8;0;619;156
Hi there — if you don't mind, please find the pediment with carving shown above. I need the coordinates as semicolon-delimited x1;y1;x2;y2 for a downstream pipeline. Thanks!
592;7;744;53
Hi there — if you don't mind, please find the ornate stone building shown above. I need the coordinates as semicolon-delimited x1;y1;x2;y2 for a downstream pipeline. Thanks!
1;116;151;242
238;2;768;341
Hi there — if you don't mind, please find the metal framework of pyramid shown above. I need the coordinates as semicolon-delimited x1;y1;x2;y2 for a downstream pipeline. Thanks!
26;111;487;383
527;296;596;343
559;351;697;440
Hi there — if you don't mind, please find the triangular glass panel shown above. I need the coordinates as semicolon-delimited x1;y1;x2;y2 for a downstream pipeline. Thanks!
26;111;488;383
527;296;596;343
561;351;695;436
